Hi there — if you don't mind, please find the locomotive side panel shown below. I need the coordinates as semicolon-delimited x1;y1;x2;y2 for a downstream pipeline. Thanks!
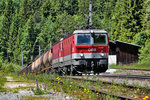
52;42;61;68
62;35;74;66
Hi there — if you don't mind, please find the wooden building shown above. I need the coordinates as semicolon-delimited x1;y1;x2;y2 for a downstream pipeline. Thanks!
109;40;141;65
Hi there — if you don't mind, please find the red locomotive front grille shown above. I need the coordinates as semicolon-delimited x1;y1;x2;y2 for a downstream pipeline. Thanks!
74;45;108;53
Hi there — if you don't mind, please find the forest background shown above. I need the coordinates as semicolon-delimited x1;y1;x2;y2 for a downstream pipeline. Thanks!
0;0;150;71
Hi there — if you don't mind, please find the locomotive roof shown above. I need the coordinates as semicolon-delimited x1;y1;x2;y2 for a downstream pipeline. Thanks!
73;29;107;34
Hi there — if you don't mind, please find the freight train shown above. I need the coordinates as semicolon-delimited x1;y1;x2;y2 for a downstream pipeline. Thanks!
18;29;109;75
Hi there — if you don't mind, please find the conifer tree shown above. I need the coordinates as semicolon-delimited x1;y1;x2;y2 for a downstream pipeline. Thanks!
0;0;14;61
0;0;6;15
8;10;20;62
36;15;56;52
111;0;145;43
21;16;37;62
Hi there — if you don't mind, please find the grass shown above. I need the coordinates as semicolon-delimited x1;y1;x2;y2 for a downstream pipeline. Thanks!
1;63;21;73
6;72;150;100
110;63;150;70
0;72;7;92
12;73;120;99
21;96;50;100
73;77;150;99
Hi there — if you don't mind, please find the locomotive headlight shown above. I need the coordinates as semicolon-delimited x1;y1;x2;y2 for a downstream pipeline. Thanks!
101;53;105;57
80;53;84;57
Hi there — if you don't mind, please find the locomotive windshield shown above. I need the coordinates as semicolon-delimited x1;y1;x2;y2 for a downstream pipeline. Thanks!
76;33;107;45
77;34;91;45
93;34;107;44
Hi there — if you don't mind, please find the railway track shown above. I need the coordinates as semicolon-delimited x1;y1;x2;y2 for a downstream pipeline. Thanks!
55;78;136;100
113;68;150;72
61;76;150;91
99;74;150;81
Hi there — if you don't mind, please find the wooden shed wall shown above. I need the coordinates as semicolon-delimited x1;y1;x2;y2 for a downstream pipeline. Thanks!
109;41;141;65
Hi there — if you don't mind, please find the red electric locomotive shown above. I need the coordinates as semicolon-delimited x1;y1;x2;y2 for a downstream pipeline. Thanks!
52;29;109;75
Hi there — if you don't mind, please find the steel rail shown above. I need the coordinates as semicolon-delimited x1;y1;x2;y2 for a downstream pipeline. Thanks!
59;77;137;100
99;74;150;80
113;68;150;72
61;76;150;91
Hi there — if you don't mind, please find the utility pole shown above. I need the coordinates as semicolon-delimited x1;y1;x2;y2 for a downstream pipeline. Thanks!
50;38;52;48
89;0;92;29
22;51;23;68
39;45;41;56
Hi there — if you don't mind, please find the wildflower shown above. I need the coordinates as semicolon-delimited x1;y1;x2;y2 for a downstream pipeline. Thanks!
106;80;107;82
134;96;137;98
56;77;59;79
86;89;90;94
70;85;72;87
143;97;146;100
96;92;99;95
71;82;73;84
58;82;60;84
84;88;86;92
56;77;60;80
137;88;140;91
145;96;149;98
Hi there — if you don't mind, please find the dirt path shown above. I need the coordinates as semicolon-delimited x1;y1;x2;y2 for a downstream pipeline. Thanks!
0;77;73;100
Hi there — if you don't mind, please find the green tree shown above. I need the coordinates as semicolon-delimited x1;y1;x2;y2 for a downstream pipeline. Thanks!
134;32;147;46
36;15;56;52
0;0;6;15
8;10;20;62
111;0;145;43
0;0;14;61
139;40;150;63
21;16;37;63
139;0;150;63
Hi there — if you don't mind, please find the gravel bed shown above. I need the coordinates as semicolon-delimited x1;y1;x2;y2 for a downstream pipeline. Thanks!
106;69;150;76
0;90;74;100
1;77;74;100
63;69;150;88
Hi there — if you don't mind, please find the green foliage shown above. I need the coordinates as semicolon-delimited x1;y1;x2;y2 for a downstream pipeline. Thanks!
111;0;145;43
139;39;150;64
0;63;21;73
0;0;6;15
0;74;6;92
1;63;15;73
0;58;3;70
134;32;147;46
0;0;149;65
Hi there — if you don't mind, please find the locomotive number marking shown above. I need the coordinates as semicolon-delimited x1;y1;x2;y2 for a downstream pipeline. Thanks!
88;48;96;51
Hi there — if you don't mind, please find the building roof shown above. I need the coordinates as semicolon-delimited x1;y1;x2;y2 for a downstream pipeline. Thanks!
115;40;141;48
73;29;108;34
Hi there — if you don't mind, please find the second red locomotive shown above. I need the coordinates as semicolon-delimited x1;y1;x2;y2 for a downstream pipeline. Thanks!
52;29;109;75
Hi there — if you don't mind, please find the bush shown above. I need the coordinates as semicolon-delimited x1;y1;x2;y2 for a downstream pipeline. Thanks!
0;73;6;92
139;39;150;64
0;59;3;70
1;63;15;73
134;31;147;46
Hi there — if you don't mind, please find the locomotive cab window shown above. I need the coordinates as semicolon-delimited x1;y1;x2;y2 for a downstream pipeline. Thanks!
77;34;91;45
94;34;107;45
